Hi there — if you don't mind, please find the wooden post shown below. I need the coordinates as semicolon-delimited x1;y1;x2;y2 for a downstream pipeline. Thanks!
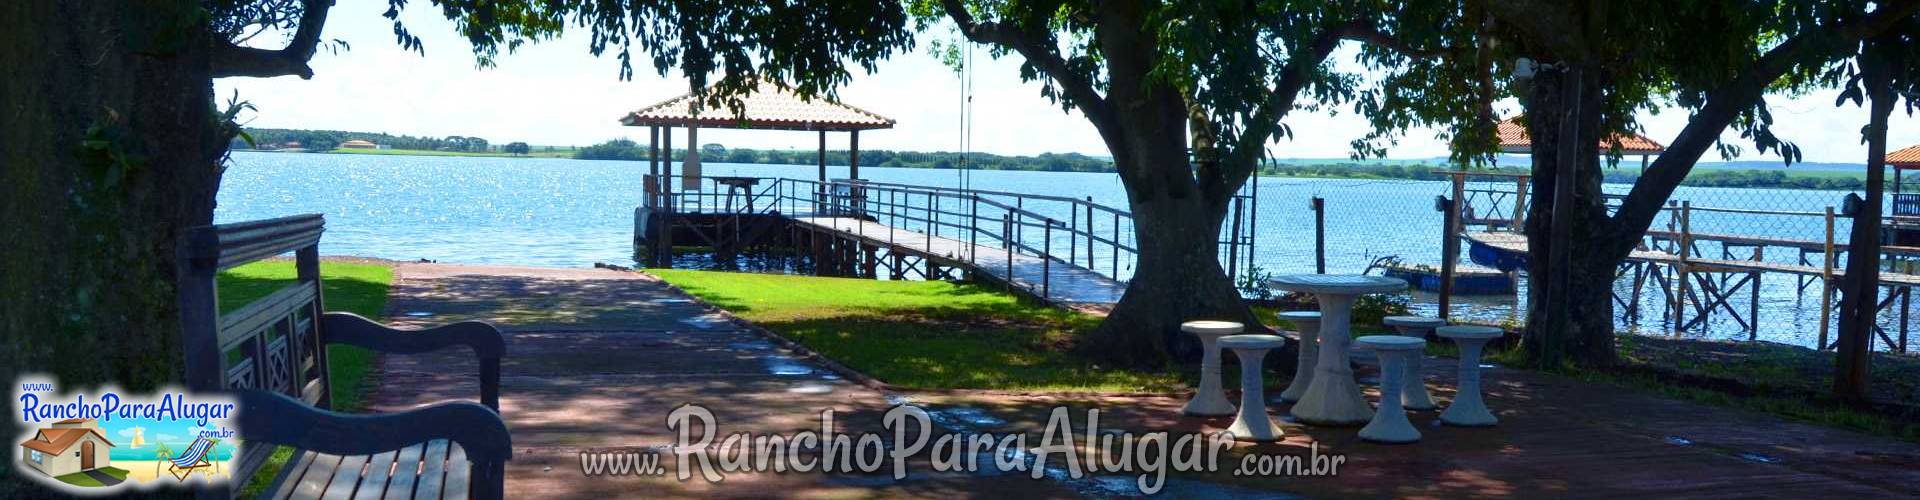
849;130;860;180
1311;197;1325;274
1821;206;1836;350
1543;73;1583;366
1085;197;1095;269
1438;194;1458;319
1837;51;1895;400
1512;176;1527;231
1675;201;1692;335
1750;246;1763;341
817;130;828;183
1043;219;1053;299
649;126;660;177
683;126;700;191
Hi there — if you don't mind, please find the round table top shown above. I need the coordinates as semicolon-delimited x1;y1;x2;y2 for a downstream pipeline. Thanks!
1277;311;1322;320
1180;320;1245;335
1218;334;1287;350
1383;316;1447;328
1356;335;1426;350
1437;325;1504;339
1265;274;1407;295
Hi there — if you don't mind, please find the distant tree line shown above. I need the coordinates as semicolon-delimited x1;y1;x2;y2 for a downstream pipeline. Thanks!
1258;160;1885;191
573;139;1115;172
234;128;505;152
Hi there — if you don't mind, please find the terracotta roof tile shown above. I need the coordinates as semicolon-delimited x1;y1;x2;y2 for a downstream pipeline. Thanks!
621;84;895;131
1887;144;1920;167
1497;118;1666;155
19;427;113;455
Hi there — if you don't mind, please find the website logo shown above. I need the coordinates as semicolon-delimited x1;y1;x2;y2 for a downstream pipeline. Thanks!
13;376;237;495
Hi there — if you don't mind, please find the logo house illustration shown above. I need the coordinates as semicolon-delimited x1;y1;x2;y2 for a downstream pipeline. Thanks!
18;418;116;480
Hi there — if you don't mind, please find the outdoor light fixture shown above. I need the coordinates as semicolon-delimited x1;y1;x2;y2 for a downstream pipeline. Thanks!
1434;195;1451;212
1512;57;1537;80
1842;193;1866;217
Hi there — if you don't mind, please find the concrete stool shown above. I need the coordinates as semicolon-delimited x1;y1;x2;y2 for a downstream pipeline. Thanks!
1355;336;1426;443
1436;325;1504;427
1219;334;1288;441
1382;316;1446;410
1181;321;1243;416
1275;311;1321;403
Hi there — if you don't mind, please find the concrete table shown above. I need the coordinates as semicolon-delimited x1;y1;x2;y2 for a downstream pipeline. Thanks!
1266;274;1408;426
1218;334;1288;441
1382;316;1447;410
1437;325;1504;427
1180;321;1244;416
1275;311;1321;403
1355;335;1426;443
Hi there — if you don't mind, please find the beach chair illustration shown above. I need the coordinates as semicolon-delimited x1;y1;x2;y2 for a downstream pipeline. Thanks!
166;437;219;481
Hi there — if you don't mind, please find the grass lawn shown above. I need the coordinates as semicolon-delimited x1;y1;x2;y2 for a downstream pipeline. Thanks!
648;269;1186;392
219;260;393;497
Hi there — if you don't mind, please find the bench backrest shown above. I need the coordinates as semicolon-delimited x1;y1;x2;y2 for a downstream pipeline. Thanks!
175;213;329;487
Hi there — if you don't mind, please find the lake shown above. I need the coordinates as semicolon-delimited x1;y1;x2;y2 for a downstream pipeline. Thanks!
219;151;1897;350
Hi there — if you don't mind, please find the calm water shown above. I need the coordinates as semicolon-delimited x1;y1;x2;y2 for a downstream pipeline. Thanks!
219;151;1901;349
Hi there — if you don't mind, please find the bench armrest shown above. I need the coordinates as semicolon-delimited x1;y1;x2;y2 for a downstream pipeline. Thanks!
236;390;511;500
321;312;504;410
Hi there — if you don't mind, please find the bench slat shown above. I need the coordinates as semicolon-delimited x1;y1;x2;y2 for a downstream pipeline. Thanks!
413;439;450;500
352;450;399;500
442;442;471;500
287;452;344;500
321;453;370;500
383;442;426;500
267;449;319;500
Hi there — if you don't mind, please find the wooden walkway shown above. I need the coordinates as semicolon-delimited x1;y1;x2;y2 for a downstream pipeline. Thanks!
1465;231;1920;285
791;216;1127;305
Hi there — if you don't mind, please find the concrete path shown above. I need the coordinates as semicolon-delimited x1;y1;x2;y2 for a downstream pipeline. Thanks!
363;263;1081;498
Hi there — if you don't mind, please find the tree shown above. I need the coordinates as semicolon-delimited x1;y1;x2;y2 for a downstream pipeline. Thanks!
0;5;911;482
907;0;1439;365
505;142;532;155
1356;0;1920;368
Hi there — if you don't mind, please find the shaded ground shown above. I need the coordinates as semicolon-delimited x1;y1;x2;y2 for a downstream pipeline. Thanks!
365;264;1083;498
1618;334;1920;412
363;263;1920;499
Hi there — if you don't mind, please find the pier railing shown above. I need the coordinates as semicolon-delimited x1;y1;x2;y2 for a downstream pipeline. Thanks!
640;173;1258;289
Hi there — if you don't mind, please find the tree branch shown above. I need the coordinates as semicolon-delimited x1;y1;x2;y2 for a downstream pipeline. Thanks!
1606;0;1920;258
212;0;333;79
1210;21;1352;198
939;0;1115;129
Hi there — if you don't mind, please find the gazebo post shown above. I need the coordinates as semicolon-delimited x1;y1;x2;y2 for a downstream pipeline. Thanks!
662;126;673;181
817;129;828;183
850;130;861;181
684;125;700;190
648;126;659;177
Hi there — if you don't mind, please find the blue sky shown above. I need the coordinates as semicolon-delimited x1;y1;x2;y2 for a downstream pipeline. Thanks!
216;0;1915;163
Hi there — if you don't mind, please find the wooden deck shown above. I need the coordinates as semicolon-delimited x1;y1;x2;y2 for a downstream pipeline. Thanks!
1464;231;1920;285
791;216;1127;305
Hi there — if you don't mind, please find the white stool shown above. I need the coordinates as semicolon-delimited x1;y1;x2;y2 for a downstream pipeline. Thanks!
1436;325;1503;427
1181;321;1243;416
1355;336;1426;443
1382;316;1446;410
1275;311;1321;403
1218;334;1288;441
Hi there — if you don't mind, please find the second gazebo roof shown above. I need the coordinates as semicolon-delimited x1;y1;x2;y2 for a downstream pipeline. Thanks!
1496;118;1667;155
620;84;895;132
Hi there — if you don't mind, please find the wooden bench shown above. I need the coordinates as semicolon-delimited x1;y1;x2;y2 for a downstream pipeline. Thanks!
176;214;510;499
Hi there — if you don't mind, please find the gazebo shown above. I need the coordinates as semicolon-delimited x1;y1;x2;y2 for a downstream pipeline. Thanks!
1886;144;1920;215
620;84;895;189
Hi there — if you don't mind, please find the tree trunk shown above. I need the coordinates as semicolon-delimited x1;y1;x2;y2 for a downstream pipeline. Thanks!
1835;41;1896;401
1085;187;1260;366
1519;65;1620;367
1;4;223;494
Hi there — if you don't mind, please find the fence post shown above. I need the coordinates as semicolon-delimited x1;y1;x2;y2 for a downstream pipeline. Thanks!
1044;219;1053;299
1821;206;1835;350
1086;197;1095;269
1437;195;1457;319
1311;196;1325;274
1674;200;1692;334
1005;213;1015;288
1112;212;1121;278
1070;200;1079;267
970;195;980;265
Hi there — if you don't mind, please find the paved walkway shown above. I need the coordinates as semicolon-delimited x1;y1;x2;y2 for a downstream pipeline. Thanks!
362;263;1920;499
364;263;1080;498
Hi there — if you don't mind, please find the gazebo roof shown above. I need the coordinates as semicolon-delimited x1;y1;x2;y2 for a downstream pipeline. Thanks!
1496;118;1667;155
620;84;895;131
1887;144;1920;169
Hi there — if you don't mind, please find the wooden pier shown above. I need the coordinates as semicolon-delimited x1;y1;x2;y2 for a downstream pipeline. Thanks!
636;175;1253;309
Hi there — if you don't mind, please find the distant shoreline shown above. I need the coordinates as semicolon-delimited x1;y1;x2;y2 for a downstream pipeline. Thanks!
230;148;1890;191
